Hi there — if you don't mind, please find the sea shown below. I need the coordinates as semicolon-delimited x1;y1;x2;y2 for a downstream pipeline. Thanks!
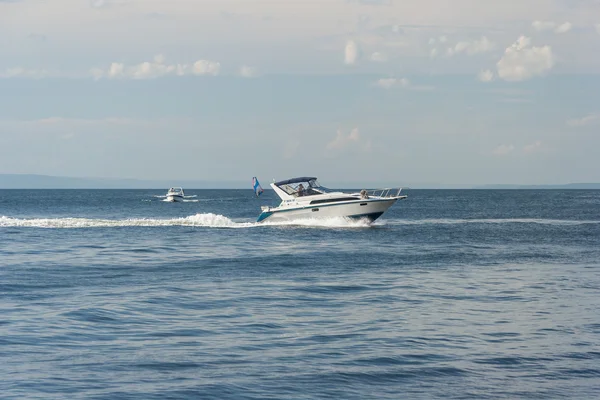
1;189;599;399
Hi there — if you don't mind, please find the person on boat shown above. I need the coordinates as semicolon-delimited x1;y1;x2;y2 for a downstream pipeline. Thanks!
297;184;305;196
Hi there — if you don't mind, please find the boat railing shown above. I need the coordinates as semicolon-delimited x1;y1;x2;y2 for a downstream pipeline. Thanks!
364;188;404;198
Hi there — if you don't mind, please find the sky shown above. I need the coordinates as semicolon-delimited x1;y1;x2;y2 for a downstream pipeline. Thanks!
1;0;600;186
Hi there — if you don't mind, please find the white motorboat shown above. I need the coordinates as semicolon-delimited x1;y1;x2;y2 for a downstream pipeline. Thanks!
256;177;407;223
165;187;185;202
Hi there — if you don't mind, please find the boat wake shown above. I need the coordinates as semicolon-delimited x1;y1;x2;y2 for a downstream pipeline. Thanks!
154;195;199;203
0;214;372;229
384;218;600;226
159;198;199;203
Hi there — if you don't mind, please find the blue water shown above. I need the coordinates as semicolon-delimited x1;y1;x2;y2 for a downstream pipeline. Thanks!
1;189;600;399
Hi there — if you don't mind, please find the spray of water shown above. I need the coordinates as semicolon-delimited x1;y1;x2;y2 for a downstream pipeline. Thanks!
0;214;372;229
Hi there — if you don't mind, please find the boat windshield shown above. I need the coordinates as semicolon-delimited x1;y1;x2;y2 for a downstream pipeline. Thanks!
277;178;331;197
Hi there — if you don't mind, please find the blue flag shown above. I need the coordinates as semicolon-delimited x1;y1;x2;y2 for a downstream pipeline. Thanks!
252;177;263;197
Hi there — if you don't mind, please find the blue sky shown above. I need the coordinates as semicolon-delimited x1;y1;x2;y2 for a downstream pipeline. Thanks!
1;0;599;186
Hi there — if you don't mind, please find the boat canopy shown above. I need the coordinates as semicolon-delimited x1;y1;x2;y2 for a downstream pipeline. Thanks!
273;177;331;197
274;177;317;186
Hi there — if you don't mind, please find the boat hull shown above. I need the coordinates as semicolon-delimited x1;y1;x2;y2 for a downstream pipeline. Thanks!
166;195;184;202
257;198;398;223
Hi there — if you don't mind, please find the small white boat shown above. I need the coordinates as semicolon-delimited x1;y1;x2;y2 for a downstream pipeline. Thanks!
257;177;407;223
165;187;185;202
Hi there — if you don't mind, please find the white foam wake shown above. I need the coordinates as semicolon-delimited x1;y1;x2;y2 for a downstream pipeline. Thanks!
0;214;373;229
0;214;249;229
261;216;372;228
383;218;600;226
159;198;199;203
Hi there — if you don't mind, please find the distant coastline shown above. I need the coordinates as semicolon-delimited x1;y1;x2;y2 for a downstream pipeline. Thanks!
1;174;599;189
472;183;600;189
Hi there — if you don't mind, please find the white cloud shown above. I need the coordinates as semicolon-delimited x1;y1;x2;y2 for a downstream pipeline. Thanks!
327;128;361;150
555;22;572;34
0;67;51;79
430;48;438;58
91;54;220;80
447;36;494;56
369;52;387;62
532;20;572;34
496;36;554;82
34;117;145;126
478;69;494;82
374;77;409;89
492;144;515;156
532;20;556;32
523;141;543;154
239;65;257;77
428;35;448;45
567;114;598;127
344;40;359;65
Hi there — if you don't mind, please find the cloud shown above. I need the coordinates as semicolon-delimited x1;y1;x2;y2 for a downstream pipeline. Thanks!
428;35;447;45
429;48;438;58
492;144;515;156
447;36;494;56
344;40;359;64
239;65;257;77
496;36;554;81
523;140;543;154
532;20;572;33
567;114;598;127
555;22;572;33
34;117;143;126
326;128;361;150
91;54;220;80
532;20;557;32
0;67;50;79
369;52;387;62
595;23;600;34
374;77;409;89
478;69;494;82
